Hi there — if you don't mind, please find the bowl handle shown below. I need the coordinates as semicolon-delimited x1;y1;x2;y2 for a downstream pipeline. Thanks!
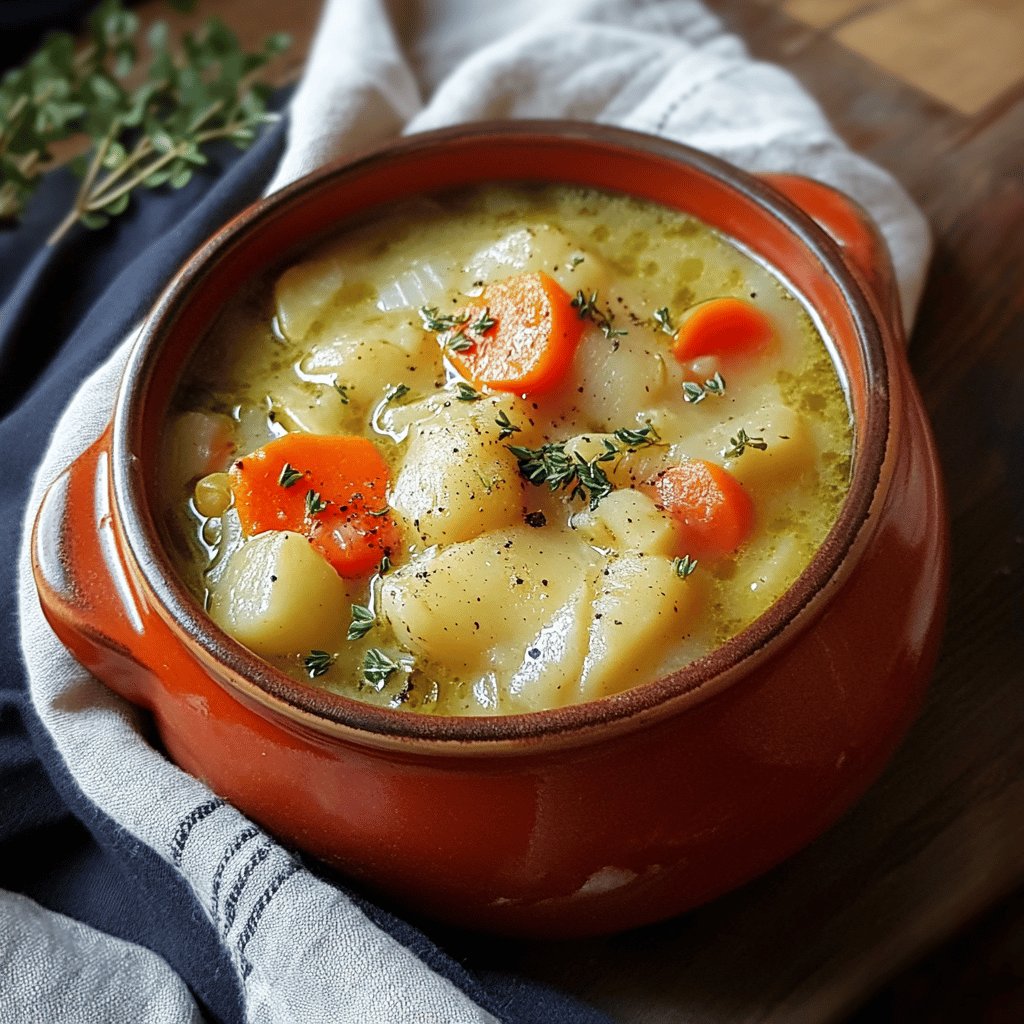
757;173;903;338
32;425;159;708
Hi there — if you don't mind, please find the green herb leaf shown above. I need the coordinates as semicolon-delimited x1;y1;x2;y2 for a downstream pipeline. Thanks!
470;307;496;333
672;554;699;579
278;462;303;488
508;426;659;510
377;554;392;575
363;648;400;690
495;409;521;440
682;372;727;404
304;489;329;516
446;332;474;353
347;603;376;641
725;427;768;458
571;289;598;320
304;649;335;678
384;383;410;404
333;382;351;404
455;381;481;402
653;307;675;335
418;305;469;333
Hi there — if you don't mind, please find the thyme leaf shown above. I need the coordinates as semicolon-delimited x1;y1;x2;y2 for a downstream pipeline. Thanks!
672;554;699;579
347;604;376;641
304;649;335;678
362;648;400;690
682;372;727;404
725;427;768;458
653;307;675;335
455;381;482;401
277;462;303;488
495;409;521;440
507;425;660;511
304;489;329;516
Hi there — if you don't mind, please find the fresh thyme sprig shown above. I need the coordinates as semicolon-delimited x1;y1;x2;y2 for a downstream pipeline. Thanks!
725;427;768;458
507;424;660;511
455;381;482;401
571;288;627;342
277;462;303;488
1;0;289;242
682;372;727;404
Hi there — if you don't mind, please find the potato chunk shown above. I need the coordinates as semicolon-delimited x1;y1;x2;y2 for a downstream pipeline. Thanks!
723;404;815;492
380;529;594;710
274;254;346;343
571;488;678;556
390;403;524;546
577;554;702;701
210;531;349;657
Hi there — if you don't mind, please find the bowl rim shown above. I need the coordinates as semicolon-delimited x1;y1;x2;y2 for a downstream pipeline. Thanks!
112;120;890;748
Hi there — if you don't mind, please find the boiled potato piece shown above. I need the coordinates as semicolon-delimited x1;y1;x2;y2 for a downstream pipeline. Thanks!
269;382;353;435
722;404;815;492
571;488;678;556
726;534;809;626
380;528;593;708
210;531;349;657
577;554;702;702
299;332;441;410
274;254;346;343
390;404;524;546
572;326;674;429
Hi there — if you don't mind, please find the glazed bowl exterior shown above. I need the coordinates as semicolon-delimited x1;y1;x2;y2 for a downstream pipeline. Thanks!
32;123;948;937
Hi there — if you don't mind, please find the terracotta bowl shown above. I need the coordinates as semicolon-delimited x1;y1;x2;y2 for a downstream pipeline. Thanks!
32;122;948;938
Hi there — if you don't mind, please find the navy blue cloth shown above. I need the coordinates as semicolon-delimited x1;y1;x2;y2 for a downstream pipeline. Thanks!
0;116;611;1023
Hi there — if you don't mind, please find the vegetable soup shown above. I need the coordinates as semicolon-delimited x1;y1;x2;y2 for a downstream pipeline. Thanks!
160;184;852;715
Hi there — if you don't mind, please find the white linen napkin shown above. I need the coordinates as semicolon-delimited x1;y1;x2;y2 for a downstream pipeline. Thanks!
12;1;931;1021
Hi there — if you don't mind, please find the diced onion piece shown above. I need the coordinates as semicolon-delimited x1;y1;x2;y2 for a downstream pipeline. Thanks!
375;261;448;312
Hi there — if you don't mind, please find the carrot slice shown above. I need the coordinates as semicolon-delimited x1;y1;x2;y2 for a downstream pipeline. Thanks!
230;433;398;578
672;297;774;364
644;460;754;558
449;271;585;393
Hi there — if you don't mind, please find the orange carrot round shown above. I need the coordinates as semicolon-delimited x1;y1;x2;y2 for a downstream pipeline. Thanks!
230;433;398;578
644;460;754;558
672;297;775;364
449;271;585;393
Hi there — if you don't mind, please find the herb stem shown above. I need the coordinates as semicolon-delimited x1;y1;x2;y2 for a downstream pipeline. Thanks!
47;119;120;245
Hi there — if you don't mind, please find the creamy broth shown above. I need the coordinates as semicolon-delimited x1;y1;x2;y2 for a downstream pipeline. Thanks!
160;184;852;715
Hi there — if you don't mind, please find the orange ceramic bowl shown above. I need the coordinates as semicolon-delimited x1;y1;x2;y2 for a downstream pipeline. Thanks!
32;123;948;938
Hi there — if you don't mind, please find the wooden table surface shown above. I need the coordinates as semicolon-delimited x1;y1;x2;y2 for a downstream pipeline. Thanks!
82;0;1024;1019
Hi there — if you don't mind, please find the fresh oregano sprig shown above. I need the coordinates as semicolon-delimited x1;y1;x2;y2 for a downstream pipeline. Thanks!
0;0;289;242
